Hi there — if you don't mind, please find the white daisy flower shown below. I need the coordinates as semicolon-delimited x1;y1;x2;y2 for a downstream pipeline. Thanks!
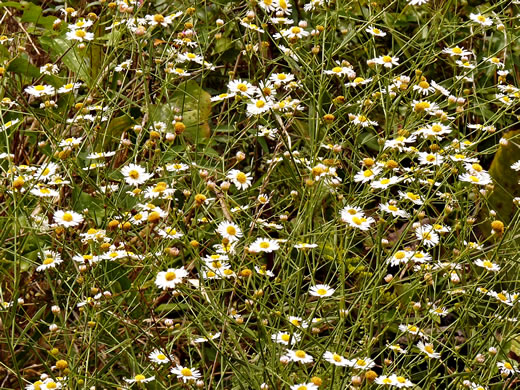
170;365;202;383
323;351;350;367
148;349;171;364
53;210;84;227
350;357;375;370
442;46;473;57
417;341;441;358
36;250;63;272
25;84;55;97
249;237;280;253
216;221;243;241
271;331;301;346
57;82;82;94
121;164;152;186
124;374;155;384
155;267;188;289
474;259;500;272
284;349;314;363
65;29;94;41
157;226;184;239
415;225;440;247
366;26;386;36
309;284;335;298
227;169;253;190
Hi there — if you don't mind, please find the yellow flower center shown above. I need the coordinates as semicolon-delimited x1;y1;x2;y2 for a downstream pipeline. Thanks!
408;325;417;332
351;217;366;225
407;192;419;200
424;345;434;354
259;241;270;249
316;288;327;295
134;375;146;382
395;251;406;259
291;26;301;34
75;30;86;38
128;170;140;179
363;169;373;177
236;172;247;183
397;377;406;383
482;260;493;268
373;28;381;34
419;81;430;89
356;359;366;366
332;66;343;73
154;14;165;23
505;362;513;369
295;350;306;358
157;353;166;360
226;226;236;235
414;101;430;111
165;271;176;281
382;56;392;63
452;47;462;54
426;154;436;162
388;205;398;211
43;258;54;265
63;212;73;222
383;378;393;384
46;382;57;389
181;368;193;376
380;179;391;185
35;85;46;91
333;353;342;362
237;83;248;92
354;77;364;83
477;15;486;22
497;293;507;301
255;100;266;108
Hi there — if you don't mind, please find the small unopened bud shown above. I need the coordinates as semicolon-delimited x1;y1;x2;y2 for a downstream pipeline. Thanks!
216;18;224;26
352;376;362;386
298;20;307;28
488;347;497;355
499;137;508;147
475;353;485;363
49;323;59;332
51;305;61;314
236;151;246;161
164;319;174;326
384;274;393;283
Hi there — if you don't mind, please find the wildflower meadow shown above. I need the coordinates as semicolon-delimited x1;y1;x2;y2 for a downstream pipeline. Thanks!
2;0;520;389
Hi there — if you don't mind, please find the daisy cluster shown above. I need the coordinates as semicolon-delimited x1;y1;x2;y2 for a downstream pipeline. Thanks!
1;0;520;389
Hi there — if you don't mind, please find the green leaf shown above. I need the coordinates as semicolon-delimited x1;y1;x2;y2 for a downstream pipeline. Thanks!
7;56;40;78
20;3;57;30
150;80;212;142
0;1;24;10
39;36;91;84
